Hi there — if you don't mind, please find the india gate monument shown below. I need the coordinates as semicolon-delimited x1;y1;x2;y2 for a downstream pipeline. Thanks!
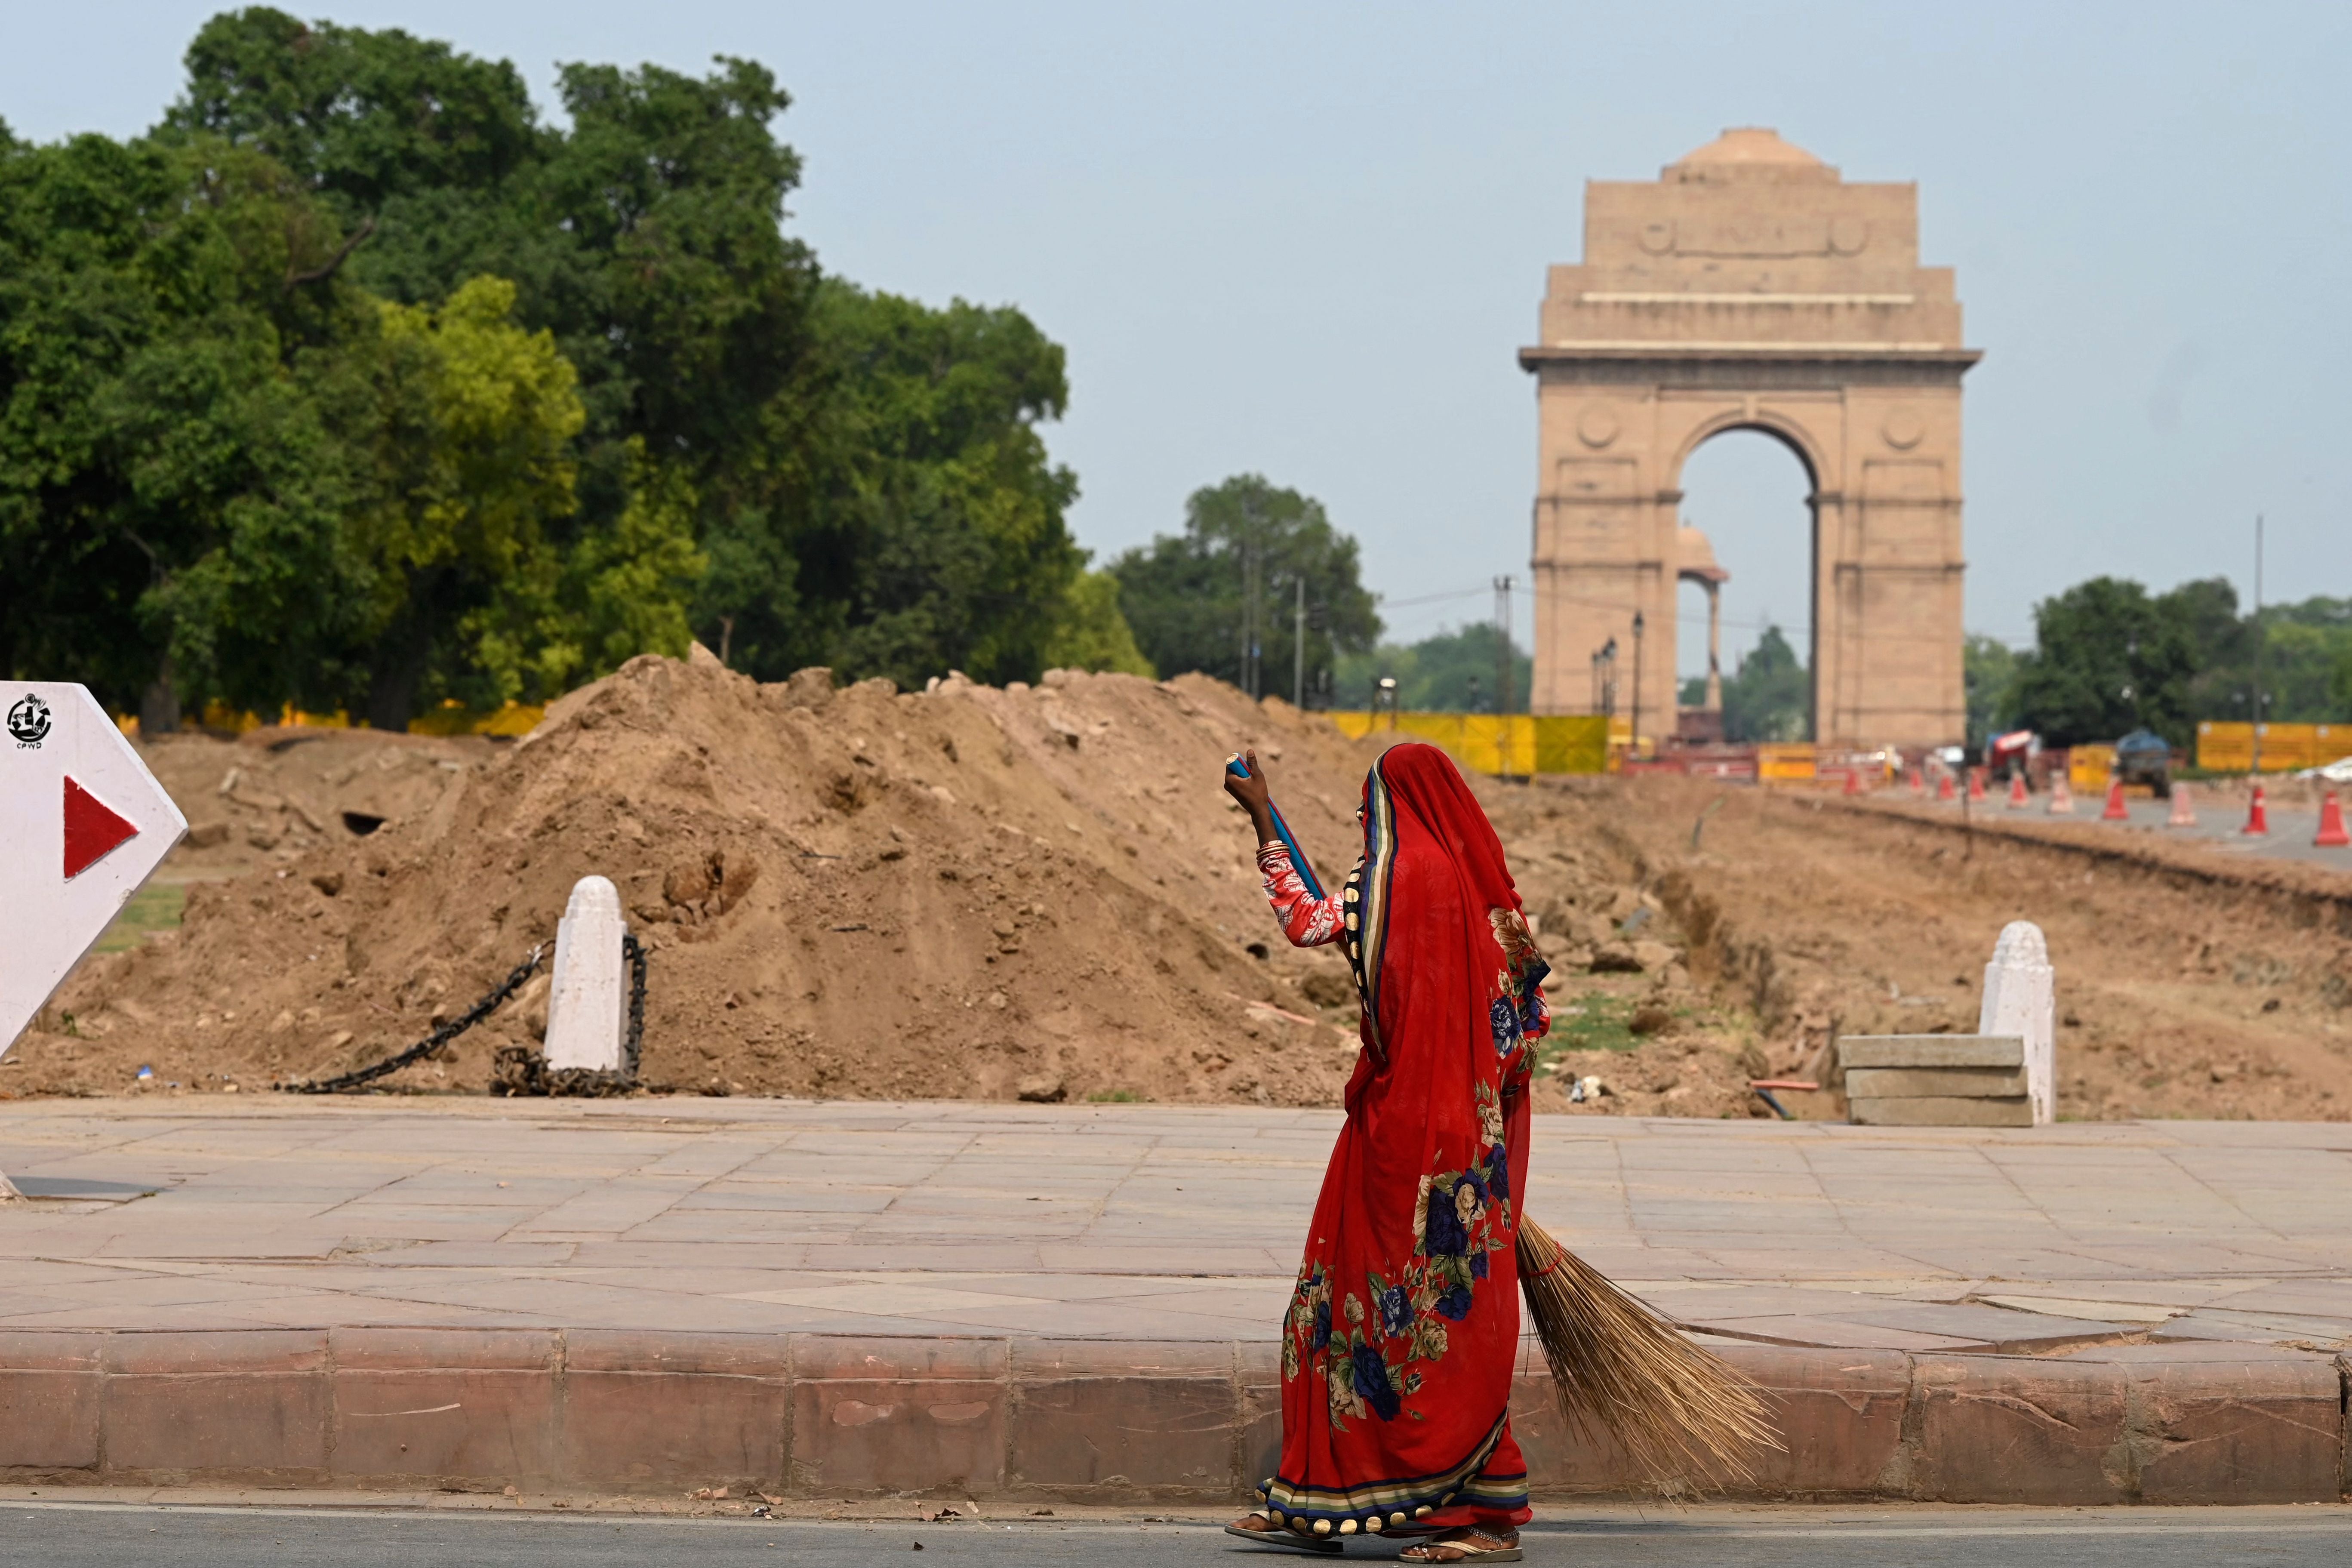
1520;128;1979;748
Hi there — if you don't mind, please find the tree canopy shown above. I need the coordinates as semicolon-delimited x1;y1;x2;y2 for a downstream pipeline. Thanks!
1108;474;1381;701
0;8;1128;723
2000;576;2351;747
1338;623;1529;712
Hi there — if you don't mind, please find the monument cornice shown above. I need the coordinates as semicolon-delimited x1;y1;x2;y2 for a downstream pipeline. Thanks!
1518;342;1983;370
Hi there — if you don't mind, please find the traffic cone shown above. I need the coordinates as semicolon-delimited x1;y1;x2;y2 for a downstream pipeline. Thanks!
2243;782;2269;837
1908;766;1926;798
1844;766;1865;796
2167;782;2196;828
2047;775;2075;814
1936;770;1956;802
2006;771;2029;809
2317;791;2350;848
1967;768;1987;803
2101;778;2129;821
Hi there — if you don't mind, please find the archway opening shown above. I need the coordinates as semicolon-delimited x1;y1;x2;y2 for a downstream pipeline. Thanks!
1675;428;1817;742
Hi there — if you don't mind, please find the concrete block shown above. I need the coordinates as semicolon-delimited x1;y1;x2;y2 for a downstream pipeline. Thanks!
1009;1375;1237;1495
1981;921;2056;1124
1844;1067;2026;1099
560;1331;790;1492
328;1328;565;1485
1510;1346;1908;1498
0;1333;103;1470
1718;1344;1910;1496
1911;1356;2129;1503
2123;1355;2343;1503
105;1365;332;1478
336;1368;561;1485
329;1327;559;1372
792;1335;1008;1382
1236;1343;1284;1496
788;1378;1007;1496
1849;1095;2033;1127
1838;1035;2022;1069
562;1370;788;1491
544;875;627;1073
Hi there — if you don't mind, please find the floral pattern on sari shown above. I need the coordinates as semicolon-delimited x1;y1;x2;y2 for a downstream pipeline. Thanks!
1283;1083;1517;1434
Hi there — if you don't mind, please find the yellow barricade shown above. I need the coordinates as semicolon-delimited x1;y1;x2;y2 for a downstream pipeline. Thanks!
2069;745;2115;789
2198;721;2325;772
1756;743;1816;784
1323;713;1609;776
406;699;545;738
183;699;544;739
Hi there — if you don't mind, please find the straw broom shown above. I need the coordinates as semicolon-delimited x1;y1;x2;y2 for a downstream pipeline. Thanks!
1516;1216;1780;1488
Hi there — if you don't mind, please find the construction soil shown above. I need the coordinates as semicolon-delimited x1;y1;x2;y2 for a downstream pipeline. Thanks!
8;653;2348;1121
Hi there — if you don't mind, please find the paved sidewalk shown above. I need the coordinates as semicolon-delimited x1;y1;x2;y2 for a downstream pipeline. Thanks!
2;1099;2348;1352
3;1100;2348;1504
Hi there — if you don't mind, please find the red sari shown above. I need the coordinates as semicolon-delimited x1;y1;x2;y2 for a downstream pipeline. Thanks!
1253;744;1550;1540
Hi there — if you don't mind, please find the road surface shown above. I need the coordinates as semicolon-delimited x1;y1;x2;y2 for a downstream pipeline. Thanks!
9;1503;2352;1567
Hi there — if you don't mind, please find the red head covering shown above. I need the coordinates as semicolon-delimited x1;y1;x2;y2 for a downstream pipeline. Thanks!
1342;744;1541;1061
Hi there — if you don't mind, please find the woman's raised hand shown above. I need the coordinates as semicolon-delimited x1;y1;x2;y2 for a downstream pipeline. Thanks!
1223;750;1278;843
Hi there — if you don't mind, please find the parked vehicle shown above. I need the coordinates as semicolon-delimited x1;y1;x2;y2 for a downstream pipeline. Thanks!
2115;728;2173;798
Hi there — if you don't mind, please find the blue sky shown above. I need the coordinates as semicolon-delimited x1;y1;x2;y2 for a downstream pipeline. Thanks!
7;2;2347;679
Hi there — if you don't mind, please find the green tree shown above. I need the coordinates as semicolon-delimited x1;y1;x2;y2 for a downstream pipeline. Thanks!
1042;569;1154;677
1336;622;1530;711
1964;634;2021;749
1720;625;1809;742
1109;474;1381;699
357;275;584;724
0;126;376;718
2011;577;2199;745
749;281;1085;689
167;10;826;639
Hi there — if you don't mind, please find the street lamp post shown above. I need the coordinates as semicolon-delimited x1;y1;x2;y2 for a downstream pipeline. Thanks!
1630;610;1646;761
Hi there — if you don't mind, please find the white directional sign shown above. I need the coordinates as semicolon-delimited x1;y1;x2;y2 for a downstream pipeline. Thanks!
1;684;187;1057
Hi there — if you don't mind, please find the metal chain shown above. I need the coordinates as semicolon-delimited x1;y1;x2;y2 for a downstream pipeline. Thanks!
283;944;546;1095
622;933;647;1080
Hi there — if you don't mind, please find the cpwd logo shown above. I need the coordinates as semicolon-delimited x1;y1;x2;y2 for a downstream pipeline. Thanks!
8;692;51;748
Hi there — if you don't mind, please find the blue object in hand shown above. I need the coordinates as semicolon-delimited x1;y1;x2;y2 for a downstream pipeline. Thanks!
1228;754;1326;900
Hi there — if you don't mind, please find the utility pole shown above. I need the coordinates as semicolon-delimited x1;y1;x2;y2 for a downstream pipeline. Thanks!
1237;497;1262;700
1493;575;1514;717
1293;575;1306;709
2250;514;2265;778
1630;610;1646;761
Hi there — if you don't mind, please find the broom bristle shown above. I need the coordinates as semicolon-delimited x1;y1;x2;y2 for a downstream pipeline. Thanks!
1516;1215;1780;1488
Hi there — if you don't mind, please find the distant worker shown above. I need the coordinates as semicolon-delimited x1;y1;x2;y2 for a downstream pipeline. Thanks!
1220;743;1548;1561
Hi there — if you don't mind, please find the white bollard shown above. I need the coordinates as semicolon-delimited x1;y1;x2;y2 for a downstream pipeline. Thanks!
544;876;628;1074
1979;921;2056;1126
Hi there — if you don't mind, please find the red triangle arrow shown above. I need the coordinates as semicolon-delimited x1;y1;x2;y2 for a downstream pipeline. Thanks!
64;775;140;879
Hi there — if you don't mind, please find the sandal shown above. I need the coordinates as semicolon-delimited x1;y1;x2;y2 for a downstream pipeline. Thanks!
1399;1526;1522;1562
1224;1513;1343;1554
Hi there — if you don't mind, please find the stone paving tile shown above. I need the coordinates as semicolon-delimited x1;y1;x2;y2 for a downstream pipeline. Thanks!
1804;1300;2141;1344
5;1101;2351;1348
1681;1315;1988;1352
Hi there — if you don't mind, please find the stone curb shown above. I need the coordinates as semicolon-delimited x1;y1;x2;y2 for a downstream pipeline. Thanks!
0;1331;2343;1504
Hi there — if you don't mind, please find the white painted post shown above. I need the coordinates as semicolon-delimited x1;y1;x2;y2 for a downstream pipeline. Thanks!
543;876;627;1074
1979;921;2056;1126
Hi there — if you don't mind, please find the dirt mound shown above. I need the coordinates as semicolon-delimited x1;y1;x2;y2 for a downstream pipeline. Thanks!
20;656;1394;1105
26;665;2342;1124
1496;778;2352;1123
138;725;499;873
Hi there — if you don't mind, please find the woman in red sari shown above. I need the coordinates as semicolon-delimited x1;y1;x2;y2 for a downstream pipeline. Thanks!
1223;742;1549;1562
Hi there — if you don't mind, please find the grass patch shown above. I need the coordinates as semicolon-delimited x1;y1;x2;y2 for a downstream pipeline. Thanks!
1087;1089;1145;1103
94;881;186;954
1543;990;1643;1055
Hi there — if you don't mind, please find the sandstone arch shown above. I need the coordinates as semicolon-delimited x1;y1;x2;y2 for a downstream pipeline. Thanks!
1519;128;1979;748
